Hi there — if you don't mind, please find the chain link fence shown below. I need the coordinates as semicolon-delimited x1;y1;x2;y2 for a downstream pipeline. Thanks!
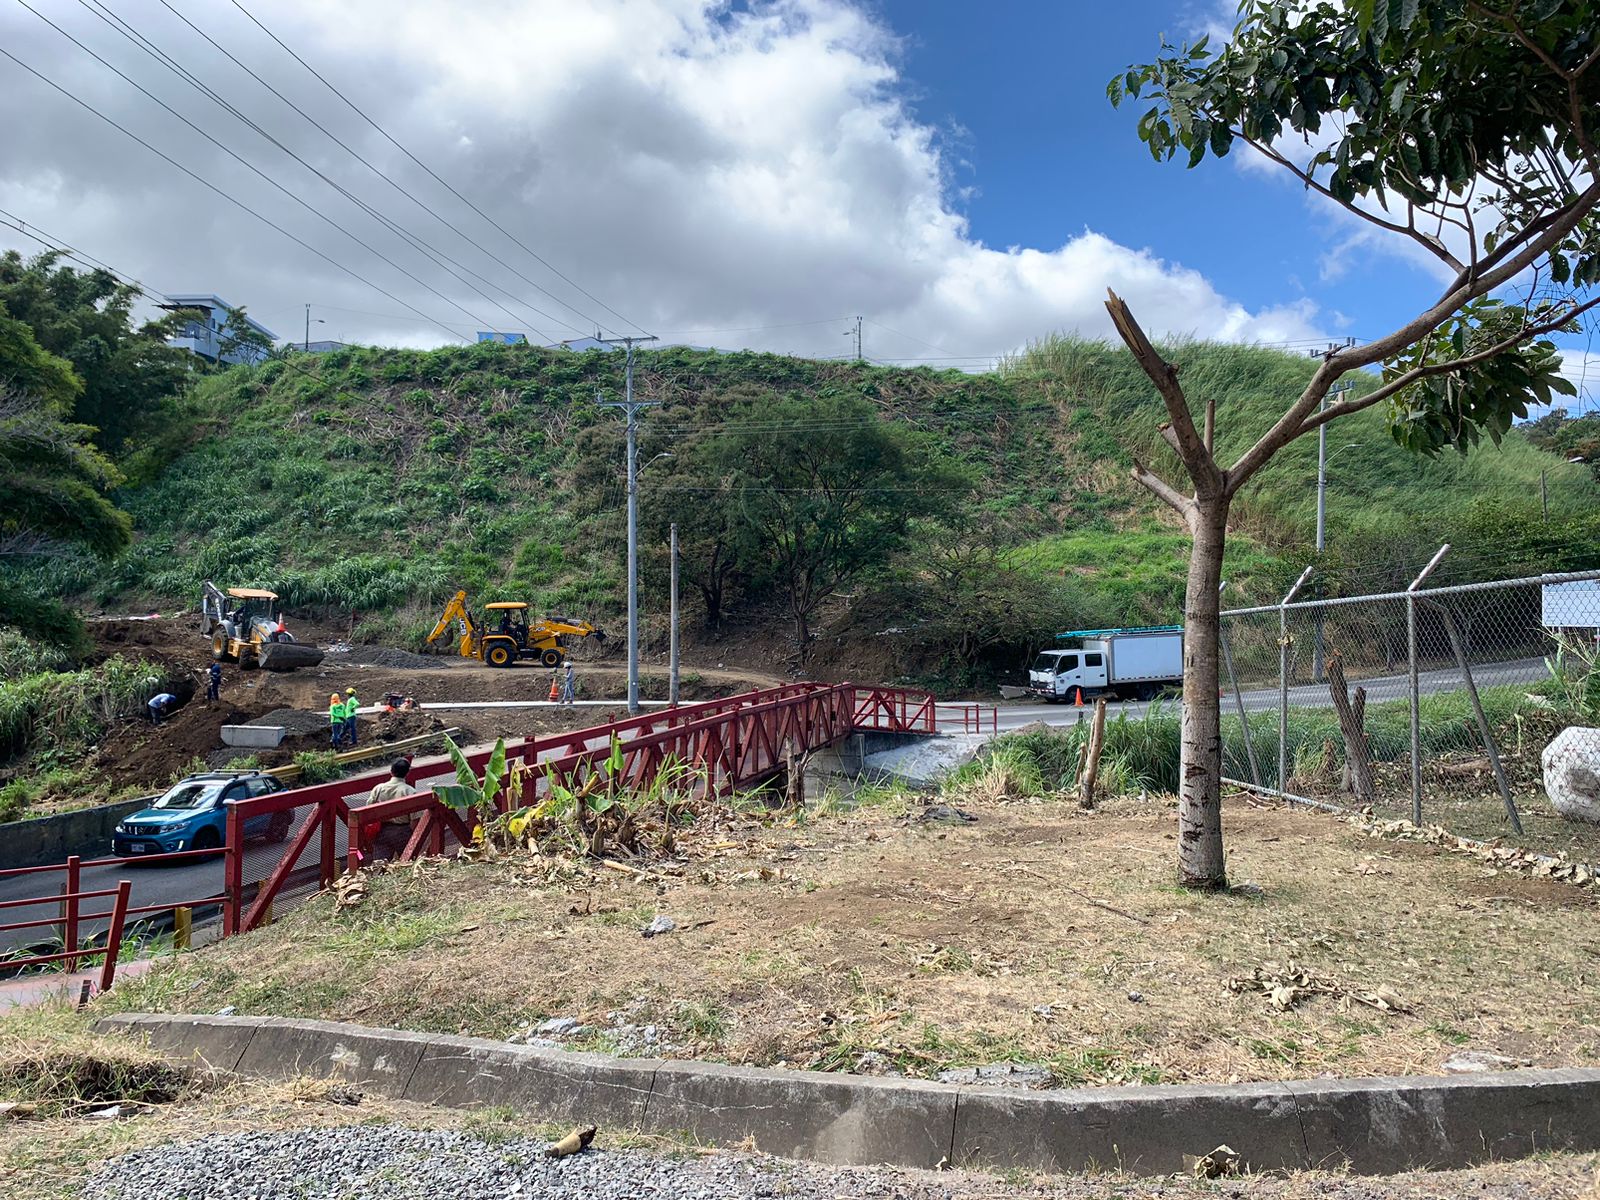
1219;555;1600;859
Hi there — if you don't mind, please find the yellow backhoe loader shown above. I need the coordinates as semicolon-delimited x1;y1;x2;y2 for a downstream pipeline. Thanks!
425;590;606;668
200;582;324;671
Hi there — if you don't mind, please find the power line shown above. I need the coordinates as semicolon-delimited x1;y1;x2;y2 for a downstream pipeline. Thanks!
0;42;473;348
129;0;593;340
13;3;500;343
227;0;650;339
78;0;563;343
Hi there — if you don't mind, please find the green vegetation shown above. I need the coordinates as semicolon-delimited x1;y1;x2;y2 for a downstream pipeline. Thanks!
6;332;1592;682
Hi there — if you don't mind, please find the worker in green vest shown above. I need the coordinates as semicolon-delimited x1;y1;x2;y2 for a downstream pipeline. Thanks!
328;692;346;749
343;686;360;747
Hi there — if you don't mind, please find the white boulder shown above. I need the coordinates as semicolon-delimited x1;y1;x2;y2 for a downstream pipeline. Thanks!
1542;727;1600;825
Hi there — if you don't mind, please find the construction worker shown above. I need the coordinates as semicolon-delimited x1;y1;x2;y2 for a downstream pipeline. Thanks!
560;661;575;706
343;687;360;746
329;692;346;749
147;692;177;724
206;661;222;702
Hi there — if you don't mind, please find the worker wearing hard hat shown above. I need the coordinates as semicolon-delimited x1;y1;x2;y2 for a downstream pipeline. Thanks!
343;687;360;747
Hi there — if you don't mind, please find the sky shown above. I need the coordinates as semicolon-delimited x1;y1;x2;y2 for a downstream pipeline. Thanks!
0;0;1594;407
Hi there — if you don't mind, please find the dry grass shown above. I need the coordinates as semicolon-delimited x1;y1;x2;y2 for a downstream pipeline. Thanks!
104;791;1600;1088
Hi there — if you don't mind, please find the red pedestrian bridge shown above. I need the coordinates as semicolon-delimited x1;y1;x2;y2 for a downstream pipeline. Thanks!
223;683;994;936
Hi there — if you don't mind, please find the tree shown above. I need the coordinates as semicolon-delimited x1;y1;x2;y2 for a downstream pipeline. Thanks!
217;305;276;366
889;513;1085;682
1109;0;1600;887
0;308;131;647
0;251;194;454
1523;407;1600;477
715;394;970;655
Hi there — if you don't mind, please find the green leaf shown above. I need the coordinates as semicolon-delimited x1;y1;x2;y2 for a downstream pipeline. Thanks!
481;737;508;806
434;784;477;811
443;735;479;794
606;732;625;778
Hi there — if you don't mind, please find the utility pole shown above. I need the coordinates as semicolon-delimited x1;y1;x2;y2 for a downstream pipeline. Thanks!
303;304;324;352
1541;469;1549;522
598;334;659;714
669;522;680;708
1310;340;1356;683
845;315;862;362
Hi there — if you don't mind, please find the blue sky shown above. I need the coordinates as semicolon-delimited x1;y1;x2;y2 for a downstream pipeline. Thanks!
878;0;1434;349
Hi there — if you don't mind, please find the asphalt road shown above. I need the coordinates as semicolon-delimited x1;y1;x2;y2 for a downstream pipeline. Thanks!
3;656;1544;956
988;656;1545;732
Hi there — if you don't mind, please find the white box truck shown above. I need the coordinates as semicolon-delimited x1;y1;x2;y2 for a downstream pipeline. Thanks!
1028;626;1183;702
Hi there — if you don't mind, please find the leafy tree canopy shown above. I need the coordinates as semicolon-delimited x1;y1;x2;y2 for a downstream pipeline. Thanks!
0;250;194;453
0;306;130;648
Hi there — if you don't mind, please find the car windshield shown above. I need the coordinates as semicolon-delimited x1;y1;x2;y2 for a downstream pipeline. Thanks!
1032;654;1062;673
152;781;225;810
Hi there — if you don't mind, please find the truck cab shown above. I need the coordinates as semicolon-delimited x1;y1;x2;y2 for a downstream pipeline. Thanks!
1029;649;1109;700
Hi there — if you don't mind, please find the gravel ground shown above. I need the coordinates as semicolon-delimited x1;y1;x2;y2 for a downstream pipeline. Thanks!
82;1127;959;1199
76;1125;1600;1200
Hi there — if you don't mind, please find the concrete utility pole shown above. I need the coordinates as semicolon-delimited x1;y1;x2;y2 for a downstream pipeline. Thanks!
845;315;862;362
598;334;658;714
304;304;324;351
669;522;680;708
1309;341;1356;683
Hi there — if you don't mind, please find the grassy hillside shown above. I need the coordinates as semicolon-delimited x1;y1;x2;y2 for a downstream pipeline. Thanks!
25;337;1600;647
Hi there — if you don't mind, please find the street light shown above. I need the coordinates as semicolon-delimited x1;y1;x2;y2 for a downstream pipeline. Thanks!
304;304;325;352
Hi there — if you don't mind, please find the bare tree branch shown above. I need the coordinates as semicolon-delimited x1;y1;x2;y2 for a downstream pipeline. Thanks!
1104;290;1221;493
1130;459;1192;516
1296;293;1600;436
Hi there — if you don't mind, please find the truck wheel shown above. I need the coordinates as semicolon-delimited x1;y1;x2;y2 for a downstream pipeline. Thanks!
212;637;228;662
540;649;562;668
485;642;514;668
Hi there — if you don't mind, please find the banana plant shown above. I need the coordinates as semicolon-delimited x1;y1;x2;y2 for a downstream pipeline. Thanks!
435;735;510;830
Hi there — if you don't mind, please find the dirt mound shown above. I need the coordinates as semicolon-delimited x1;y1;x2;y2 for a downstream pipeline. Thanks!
325;645;437;670
245;708;328;737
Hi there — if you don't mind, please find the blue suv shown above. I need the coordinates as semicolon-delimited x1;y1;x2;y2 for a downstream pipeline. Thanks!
112;772;293;858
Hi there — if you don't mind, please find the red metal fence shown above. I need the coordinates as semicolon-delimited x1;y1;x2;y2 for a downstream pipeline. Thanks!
3;684;992;958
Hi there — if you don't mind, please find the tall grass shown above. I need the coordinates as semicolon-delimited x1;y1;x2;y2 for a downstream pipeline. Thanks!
0;656;164;763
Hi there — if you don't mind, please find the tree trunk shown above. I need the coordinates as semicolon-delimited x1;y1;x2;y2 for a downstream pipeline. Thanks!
1179;498;1229;889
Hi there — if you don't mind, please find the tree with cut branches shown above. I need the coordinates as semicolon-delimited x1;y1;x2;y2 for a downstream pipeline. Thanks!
1109;0;1599;888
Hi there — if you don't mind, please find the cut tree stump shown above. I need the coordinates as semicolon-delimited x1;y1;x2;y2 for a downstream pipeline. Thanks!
1326;653;1374;802
1079;698;1109;810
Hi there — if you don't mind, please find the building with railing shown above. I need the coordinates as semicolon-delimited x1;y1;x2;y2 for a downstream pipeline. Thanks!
159;294;277;365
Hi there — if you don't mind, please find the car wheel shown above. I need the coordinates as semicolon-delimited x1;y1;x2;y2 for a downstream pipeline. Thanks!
267;812;292;843
192;826;222;853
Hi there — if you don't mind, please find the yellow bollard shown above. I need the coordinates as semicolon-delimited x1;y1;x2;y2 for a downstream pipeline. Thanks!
173;906;192;951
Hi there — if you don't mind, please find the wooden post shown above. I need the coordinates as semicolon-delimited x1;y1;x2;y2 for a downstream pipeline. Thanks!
173;905;192;952
1079;698;1109;810
1325;653;1374;802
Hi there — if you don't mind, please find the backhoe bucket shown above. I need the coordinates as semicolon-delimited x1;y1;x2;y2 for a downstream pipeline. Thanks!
258;642;325;672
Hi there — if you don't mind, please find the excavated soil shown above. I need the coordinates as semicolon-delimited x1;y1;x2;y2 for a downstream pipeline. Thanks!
66;612;785;800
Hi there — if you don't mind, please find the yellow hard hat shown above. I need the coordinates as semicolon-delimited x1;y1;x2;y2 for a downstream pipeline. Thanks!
345;687;357;695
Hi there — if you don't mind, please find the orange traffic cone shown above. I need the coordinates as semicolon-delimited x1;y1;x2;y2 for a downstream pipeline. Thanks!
1073;687;1084;706
548;677;560;702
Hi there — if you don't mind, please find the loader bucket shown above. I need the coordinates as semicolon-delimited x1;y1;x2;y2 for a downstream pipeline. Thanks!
591;629;607;643
258;641;326;672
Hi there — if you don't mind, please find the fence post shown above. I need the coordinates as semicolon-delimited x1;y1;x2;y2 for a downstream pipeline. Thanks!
173;905;192;952
321;800;338;887
1407;545;1451;825
1278;566;1315;791
223;803;242;937
97;880;132;996
1429;600;1523;835
62;855;81;956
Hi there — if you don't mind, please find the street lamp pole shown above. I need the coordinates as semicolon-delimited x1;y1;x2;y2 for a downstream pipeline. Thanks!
598;335;659;714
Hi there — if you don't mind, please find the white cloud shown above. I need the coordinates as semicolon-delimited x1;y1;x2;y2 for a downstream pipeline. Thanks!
0;0;1327;362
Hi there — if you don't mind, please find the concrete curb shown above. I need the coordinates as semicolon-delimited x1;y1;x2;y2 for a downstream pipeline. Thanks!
96;1013;1600;1177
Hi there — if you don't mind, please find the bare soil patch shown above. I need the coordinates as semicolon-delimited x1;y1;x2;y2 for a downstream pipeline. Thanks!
109;791;1600;1088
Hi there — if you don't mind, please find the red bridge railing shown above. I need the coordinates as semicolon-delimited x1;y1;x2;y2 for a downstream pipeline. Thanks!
224;682;982;935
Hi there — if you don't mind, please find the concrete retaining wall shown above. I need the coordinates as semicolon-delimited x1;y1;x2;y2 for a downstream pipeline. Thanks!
0;798;148;871
97;1013;1600;1177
